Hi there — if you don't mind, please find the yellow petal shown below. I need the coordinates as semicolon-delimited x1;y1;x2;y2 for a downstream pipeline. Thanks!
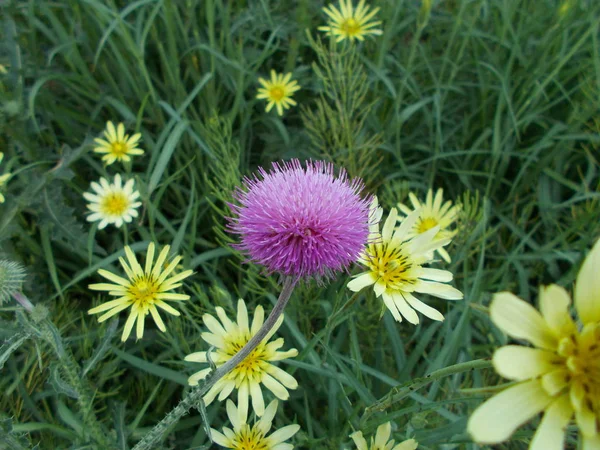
575;239;600;325
490;292;556;350
467;379;553;444
539;284;575;335
530;395;572;450
492;345;557;381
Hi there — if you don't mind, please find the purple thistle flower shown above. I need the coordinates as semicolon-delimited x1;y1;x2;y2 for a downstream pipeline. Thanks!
228;159;372;281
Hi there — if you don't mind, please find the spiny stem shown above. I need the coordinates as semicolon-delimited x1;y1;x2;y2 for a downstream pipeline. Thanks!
132;276;297;450
360;358;492;426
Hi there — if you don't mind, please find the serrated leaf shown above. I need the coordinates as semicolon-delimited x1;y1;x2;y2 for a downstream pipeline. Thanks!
0;331;31;371
50;364;79;399
81;318;118;378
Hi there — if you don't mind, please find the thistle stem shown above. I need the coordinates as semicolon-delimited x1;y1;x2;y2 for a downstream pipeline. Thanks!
132;276;297;450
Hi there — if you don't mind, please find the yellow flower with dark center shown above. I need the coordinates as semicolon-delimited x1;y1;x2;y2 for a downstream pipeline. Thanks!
318;0;383;43
0;152;11;204
211;399;300;449
350;422;418;450
83;174;141;229
468;239;600;449
185;298;298;417
256;71;300;116
88;243;193;341
93;121;144;165
397;188;459;263
347;198;463;324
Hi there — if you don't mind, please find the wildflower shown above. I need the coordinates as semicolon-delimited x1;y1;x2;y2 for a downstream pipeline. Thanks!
468;239;600;449
88;243;193;341
318;0;383;43
185;299;298;416
256;71;300;116
228;159;371;281
347;198;463;324
350;422;418;450
93;121;143;165
211;399;300;449
83;174;142;229
397;188;459;263
0;152;11;203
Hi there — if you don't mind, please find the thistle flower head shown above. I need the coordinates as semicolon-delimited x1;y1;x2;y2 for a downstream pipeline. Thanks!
228;159;372;281
0;260;26;305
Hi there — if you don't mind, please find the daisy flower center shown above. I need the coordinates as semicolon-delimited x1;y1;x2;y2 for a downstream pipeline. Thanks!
269;86;285;101
232;426;268;450
416;217;438;234
128;277;159;304
556;328;600;414
110;141;128;157
366;243;415;287
225;337;267;378
341;18;361;35
100;192;130;216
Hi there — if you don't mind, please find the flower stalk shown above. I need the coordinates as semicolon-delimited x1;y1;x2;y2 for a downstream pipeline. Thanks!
132;276;297;450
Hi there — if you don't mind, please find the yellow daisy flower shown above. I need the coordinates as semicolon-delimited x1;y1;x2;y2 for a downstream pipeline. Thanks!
88;243;193;342
93;121;143;165
185;298;298;417
350;422;418;450
397;188;459;263
211;399;300;449
256;70;300;116
0;152;11;204
83;174;142;229
347;198;463;324
468;239;600;449
318;0;383;43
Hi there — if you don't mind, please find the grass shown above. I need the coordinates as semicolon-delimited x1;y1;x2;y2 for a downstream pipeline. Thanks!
1;0;599;448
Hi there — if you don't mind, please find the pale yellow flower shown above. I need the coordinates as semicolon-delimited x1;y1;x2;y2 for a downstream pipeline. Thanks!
88;243;193;341
318;0;383;43
185;298;298;417
347;198;463;324
397;188;459;263
256;70;300;116
350;422;418;450
211;399;300;449
93;121;143;165
0;152;11;204
468;238;600;449
83;174;141;229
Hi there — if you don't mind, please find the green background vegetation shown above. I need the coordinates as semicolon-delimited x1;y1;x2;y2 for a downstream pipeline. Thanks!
1;0;599;448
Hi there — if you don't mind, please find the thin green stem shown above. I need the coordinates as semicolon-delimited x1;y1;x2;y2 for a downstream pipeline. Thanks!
132;276;297;450
360;359;492;426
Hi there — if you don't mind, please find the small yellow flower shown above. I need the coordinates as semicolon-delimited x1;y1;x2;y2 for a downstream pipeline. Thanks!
93;121;143;165
211;399;300;449
468;239;600;449
318;0;383;43
88;243;193;341
0;153;11;204
256;70;300;116
185;298;298;417
347;198;463;324
397;188;459;263
350;422;418;450
83;174;142;229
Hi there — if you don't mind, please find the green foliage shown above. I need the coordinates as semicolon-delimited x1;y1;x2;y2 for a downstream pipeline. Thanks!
0;0;599;449
301;34;383;187
0;259;26;304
